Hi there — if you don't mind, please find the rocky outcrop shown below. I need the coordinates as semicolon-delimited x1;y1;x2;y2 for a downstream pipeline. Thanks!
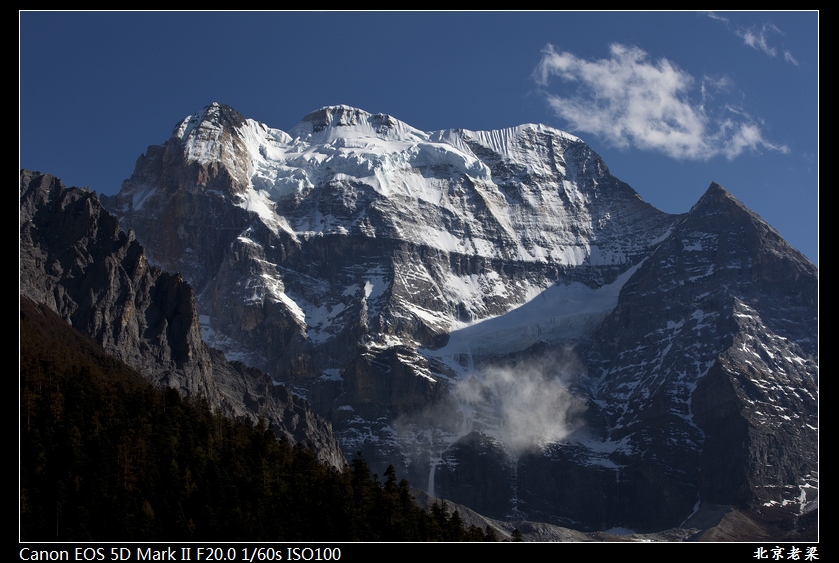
20;170;345;469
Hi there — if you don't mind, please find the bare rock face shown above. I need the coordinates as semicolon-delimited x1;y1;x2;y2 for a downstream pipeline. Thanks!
434;431;516;519
20;169;345;469
574;182;818;531
20;170;203;384
95;103;816;537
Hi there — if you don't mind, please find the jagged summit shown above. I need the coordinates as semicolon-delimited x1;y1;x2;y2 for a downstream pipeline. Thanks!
174;102;246;141
295;105;384;130
692;181;784;222
288;105;430;145
692;181;747;212
688;182;816;272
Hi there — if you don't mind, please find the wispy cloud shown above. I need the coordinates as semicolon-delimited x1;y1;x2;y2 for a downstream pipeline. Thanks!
702;11;729;24
705;13;799;66
737;23;781;57
534;43;788;160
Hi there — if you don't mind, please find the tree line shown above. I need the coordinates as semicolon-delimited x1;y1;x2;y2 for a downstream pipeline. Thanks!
20;299;505;541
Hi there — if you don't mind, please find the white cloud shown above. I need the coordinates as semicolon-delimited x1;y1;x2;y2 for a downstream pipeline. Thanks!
737;23;781;57
534;43;788;160
702;11;730;24
784;50;800;66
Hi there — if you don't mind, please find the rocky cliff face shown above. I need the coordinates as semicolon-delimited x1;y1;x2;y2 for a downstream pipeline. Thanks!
98;103;817;536
20;170;345;469
507;183;818;531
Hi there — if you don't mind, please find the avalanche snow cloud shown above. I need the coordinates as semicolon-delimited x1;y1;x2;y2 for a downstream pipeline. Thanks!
453;353;587;457
534;43;789;160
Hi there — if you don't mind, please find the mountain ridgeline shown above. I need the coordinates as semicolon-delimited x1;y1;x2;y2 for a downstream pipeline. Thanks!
22;102;817;539
20;169;344;469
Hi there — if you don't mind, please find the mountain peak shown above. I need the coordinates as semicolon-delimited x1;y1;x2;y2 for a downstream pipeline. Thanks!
201;101;245;122
685;182;816;271
706;181;726;194
300;105;371;127
692;181;751;215
288;105;428;144
173;102;246;143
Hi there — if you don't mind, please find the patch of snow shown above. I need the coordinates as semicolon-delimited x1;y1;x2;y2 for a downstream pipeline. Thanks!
428;262;641;361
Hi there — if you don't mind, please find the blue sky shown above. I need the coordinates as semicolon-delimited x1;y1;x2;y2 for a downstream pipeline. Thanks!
19;11;818;264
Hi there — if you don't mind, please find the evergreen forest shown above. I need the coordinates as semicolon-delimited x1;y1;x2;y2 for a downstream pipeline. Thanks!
20;298;503;542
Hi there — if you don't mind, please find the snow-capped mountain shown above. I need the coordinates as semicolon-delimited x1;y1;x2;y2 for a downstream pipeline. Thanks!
100;103;817;536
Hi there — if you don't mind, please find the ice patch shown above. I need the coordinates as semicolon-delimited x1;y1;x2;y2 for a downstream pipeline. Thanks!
428;261;642;359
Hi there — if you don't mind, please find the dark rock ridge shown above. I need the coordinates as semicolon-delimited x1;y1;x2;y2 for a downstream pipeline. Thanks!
97;103;816;537
510;182;818;532
19;169;345;469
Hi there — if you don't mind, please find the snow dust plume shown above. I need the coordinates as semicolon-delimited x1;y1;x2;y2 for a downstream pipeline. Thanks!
391;347;588;494
453;351;587;457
